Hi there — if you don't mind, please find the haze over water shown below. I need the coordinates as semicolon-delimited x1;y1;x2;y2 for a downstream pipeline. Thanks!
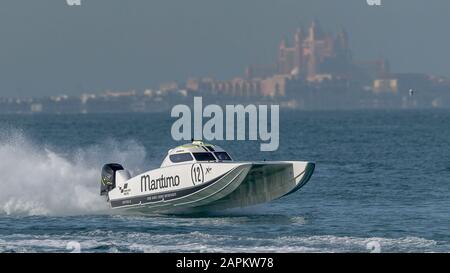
1;0;450;97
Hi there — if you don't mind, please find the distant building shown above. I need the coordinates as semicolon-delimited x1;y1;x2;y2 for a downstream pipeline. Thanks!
260;75;290;97
392;73;432;93
373;78;398;94
159;82;179;92
373;73;433;94
186;78;200;91
186;77;261;97
245;64;277;79
354;59;391;86
81;93;96;104
222;20;355;96
143;89;154;97
183;20;449;102
30;103;43;113
275;20;352;80
104;90;136;97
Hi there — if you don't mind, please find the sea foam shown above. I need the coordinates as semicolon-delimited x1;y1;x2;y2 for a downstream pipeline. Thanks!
0;130;147;216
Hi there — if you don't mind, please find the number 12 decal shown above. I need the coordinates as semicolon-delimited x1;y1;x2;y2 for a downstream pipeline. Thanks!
191;163;204;185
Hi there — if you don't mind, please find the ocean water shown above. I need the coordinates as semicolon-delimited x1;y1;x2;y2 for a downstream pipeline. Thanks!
0;110;449;253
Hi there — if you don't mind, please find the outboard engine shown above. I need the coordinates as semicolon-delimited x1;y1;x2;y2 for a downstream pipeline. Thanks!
100;163;124;196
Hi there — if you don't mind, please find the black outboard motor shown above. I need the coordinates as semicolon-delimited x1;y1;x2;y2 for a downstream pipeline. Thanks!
100;163;124;196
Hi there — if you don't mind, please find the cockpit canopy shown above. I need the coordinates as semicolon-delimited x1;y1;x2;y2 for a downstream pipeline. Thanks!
161;141;233;167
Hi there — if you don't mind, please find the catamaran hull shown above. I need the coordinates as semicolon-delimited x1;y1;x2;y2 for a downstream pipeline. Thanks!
106;161;315;214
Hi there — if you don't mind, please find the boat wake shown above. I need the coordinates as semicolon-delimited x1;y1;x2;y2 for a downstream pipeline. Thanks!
0;228;442;253
0;130;148;216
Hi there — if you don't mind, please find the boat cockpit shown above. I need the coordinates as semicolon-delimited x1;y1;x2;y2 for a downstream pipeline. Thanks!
160;141;233;167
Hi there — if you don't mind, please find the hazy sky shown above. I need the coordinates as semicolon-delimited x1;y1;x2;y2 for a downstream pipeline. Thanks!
0;0;449;97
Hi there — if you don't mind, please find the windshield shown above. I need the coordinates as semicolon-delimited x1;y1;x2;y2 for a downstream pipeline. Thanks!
192;152;216;161
214;152;232;161
169;153;193;163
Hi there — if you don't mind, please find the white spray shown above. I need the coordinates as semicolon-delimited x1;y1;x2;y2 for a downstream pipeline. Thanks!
0;131;147;216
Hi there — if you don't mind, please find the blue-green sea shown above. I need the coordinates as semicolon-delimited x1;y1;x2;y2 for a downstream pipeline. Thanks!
0;110;449;252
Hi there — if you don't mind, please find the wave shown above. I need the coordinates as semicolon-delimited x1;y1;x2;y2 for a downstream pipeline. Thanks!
0;230;443;253
0;130;147;216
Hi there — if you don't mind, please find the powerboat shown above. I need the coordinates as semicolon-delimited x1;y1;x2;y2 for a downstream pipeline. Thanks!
100;141;315;213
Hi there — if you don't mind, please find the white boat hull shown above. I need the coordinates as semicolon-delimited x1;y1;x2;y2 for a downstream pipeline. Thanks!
106;161;315;213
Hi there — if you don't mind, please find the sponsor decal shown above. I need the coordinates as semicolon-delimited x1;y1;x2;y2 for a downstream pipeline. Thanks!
140;174;180;192
118;183;131;195
101;176;112;186
111;172;228;208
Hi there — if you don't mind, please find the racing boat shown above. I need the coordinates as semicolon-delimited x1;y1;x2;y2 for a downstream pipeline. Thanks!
100;141;315;213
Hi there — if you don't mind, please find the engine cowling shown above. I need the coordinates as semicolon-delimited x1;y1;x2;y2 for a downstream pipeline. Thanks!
100;163;124;196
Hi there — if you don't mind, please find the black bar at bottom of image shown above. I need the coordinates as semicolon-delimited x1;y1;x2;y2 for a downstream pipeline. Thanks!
0;253;446;272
